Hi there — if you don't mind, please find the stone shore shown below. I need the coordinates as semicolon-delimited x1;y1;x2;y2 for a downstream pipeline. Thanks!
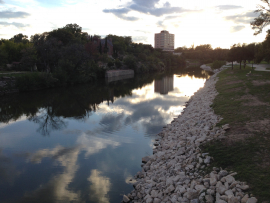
124;68;258;203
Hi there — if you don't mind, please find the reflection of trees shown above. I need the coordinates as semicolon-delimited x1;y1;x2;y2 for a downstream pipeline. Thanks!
0;67;209;135
29;108;67;136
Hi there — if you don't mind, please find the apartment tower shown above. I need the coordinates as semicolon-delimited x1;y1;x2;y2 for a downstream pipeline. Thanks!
154;30;174;51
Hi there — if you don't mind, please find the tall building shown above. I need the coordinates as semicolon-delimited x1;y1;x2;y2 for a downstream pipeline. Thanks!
154;30;174;51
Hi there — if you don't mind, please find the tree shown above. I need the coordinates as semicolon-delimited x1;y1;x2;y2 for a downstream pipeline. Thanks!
9;33;29;44
20;47;38;71
227;45;238;69
99;41;102;54
63;23;82;36
47;28;75;45
246;43;256;68
251;0;270;35
104;37;108;54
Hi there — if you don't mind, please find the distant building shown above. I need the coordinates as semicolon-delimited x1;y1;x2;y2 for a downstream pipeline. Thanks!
154;76;174;95
154;30;174;52
87;36;113;56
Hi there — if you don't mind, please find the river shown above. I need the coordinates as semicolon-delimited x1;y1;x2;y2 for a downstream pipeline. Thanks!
0;68;210;203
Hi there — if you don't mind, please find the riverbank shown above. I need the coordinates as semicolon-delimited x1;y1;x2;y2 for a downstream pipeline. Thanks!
124;66;261;203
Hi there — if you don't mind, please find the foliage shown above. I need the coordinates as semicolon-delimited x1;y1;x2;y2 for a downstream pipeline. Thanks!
211;60;226;69
251;0;270;35
9;33;29;44
114;59;122;68
15;73;58;91
124;55;137;70
180;44;229;64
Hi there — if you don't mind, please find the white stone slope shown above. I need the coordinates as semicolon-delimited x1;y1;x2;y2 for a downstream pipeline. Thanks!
124;68;258;203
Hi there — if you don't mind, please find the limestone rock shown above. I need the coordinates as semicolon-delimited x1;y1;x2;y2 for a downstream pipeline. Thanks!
123;195;130;203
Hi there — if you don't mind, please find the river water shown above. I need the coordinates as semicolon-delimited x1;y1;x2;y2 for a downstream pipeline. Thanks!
0;68;210;203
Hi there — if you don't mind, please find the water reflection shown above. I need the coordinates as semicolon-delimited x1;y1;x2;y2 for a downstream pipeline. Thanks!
88;170;111;203
0;68;210;203
154;76;174;95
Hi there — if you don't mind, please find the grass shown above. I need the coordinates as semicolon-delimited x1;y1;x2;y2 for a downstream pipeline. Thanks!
0;72;31;78
266;67;270;70
250;60;270;64
202;65;270;202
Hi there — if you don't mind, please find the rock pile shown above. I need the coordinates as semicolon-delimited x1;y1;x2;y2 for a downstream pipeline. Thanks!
124;69;257;203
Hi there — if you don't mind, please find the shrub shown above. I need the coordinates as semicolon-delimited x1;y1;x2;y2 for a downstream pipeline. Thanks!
107;61;114;67
123;55;137;70
211;60;226;69
15;73;57;91
115;59;122;68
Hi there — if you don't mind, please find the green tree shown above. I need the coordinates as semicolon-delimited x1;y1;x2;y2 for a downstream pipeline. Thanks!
104;37;108;54
99;41;102;54
251;0;270;35
10;33;29;44
48;28;75;45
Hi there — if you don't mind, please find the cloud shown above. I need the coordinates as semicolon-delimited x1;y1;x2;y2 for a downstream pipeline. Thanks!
103;0;196;21
0;0;4;4
129;1;186;17
224;11;259;24
103;8;139;21
216;5;243;10
164;15;180;20
157;20;167;29
132;36;148;42
230;25;245;33
0;21;30;28
0;10;30;19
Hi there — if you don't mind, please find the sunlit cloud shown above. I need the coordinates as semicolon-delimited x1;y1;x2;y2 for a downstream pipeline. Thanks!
230;25;245;33
216;5;243;10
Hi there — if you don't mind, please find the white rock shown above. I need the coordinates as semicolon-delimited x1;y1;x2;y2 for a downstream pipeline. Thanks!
123;195;130;203
246;197;257;203
153;198;161;203
228;195;240;203
195;185;206;193
241;194;249;203
146;197;153;203
225;190;234;196
225;175;235;184
216;182;227;195
210;177;217;186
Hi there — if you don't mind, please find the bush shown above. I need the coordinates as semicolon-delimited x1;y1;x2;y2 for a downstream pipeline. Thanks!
211;60;226;69
123;55;137;70
107;61;114;67
115;59;122;68
15;73;57;91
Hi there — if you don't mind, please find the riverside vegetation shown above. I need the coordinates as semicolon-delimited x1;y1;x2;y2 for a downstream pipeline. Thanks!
0;24;186;93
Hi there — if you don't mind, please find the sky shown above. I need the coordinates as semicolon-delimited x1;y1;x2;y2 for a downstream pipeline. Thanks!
0;0;269;49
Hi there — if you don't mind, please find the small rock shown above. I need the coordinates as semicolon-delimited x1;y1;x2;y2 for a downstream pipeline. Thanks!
146;197;153;203
241;194;249;203
142;156;150;163
246;197;258;203
153;198;161;203
225;175;235;184
123;195;130;203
